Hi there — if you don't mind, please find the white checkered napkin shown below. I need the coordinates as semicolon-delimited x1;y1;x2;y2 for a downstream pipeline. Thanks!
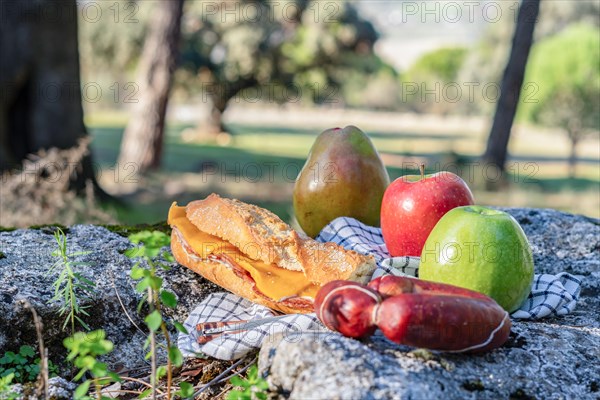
178;292;324;360
178;217;583;360
318;217;583;320
510;273;582;319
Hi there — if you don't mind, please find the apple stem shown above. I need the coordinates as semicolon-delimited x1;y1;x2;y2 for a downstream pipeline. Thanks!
420;163;425;180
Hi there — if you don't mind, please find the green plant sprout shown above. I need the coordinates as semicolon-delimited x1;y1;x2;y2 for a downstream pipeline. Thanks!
126;230;189;400
227;364;269;400
49;228;96;335
63;330;120;400
0;373;18;400
0;345;58;384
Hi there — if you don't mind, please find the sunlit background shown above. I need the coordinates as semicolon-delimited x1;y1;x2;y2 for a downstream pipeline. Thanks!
1;0;598;228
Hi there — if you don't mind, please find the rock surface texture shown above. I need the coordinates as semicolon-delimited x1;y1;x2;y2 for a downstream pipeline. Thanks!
258;208;600;399
0;208;599;399
0;225;219;371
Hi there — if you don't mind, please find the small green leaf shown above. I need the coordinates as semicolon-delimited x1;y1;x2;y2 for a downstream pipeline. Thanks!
138;387;152;399
247;365;258;379
91;363;108;378
74;315;91;331
174;321;189;334
230;375;247;388
256;392;267;400
160;291;177;308
14;354;27;365
158;262;172;271
145;310;162;332
162;251;175;263
136;279;150;293
74;380;91;399
256;379;269;390
226;390;246;400
156;365;167;379
19;345;35;358
178;381;194;398
124;247;144;259
145;247;161;259
149;276;163;290
143;336;151;350
130;266;145;280
77;276;96;287
128;231;155;244
168;346;183;367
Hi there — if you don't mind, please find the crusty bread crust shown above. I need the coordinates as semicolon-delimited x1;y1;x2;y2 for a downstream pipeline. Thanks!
185;194;375;284
186;194;304;271
171;230;310;314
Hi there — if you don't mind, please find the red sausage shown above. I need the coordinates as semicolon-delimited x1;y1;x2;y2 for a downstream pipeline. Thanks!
375;293;510;353
314;280;380;339
369;275;493;301
316;276;511;353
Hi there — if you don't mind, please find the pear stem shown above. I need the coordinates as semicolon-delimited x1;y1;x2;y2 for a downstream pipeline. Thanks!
420;163;425;180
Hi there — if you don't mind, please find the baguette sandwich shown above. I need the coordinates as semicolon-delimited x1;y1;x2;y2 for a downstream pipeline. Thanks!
168;194;376;314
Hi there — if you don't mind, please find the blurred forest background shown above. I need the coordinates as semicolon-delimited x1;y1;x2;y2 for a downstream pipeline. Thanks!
1;0;599;228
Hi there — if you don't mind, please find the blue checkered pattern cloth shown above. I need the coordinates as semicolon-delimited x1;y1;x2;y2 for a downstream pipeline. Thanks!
178;217;583;360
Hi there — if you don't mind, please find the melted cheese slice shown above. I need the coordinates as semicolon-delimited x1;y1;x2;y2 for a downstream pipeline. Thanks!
168;205;319;300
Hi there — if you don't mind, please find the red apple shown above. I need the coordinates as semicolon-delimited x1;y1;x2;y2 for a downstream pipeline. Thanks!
381;166;474;257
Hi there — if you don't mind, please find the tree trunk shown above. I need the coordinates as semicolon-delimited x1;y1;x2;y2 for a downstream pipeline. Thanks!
117;0;184;174
0;0;99;193
483;0;541;174
568;133;579;179
196;78;258;136
208;96;227;135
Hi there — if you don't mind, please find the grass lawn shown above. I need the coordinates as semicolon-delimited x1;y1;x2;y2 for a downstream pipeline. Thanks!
88;120;600;224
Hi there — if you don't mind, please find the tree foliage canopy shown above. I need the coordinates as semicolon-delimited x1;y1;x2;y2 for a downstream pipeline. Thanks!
179;0;380;109
519;23;600;135
408;47;468;83
79;0;385;113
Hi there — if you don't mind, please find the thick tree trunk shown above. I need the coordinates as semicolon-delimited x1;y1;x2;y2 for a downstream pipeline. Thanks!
208;97;227;135
484;0;541;174
117;0;184;174
0;0;98;192
197;78;258;136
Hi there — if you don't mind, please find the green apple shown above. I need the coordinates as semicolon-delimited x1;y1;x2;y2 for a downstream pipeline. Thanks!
419;205;534;312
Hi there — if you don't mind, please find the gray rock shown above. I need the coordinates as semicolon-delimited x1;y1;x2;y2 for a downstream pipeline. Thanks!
259;208;600;399
9;377;76;399
0;225;219;371
1;208;598;399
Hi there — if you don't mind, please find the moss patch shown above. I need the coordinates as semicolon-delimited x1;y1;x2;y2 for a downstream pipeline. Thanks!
28;224;70;234
462;380;485;392
0;252;5;260
1;222;171;237
0;224;69;234
510;389;536;400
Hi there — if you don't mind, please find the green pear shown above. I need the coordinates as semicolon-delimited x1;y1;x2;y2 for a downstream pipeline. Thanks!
293;126;390;237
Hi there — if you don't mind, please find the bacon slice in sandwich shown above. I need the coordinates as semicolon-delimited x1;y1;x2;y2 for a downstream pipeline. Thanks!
168;194;376;314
